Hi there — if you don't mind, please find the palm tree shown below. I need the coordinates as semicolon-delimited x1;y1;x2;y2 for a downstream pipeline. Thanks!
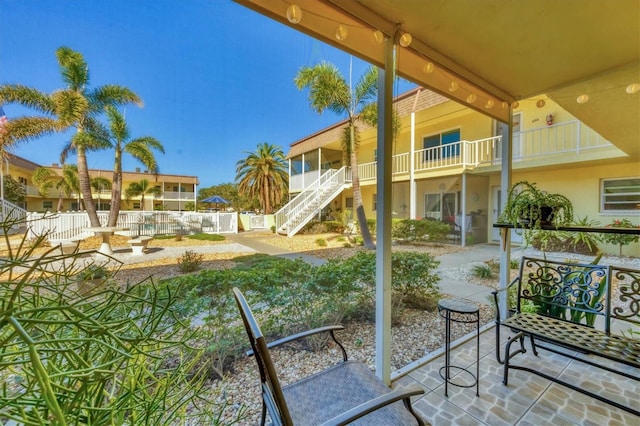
125;179;160;211
294;61;378;249
32;165;80;212
0;46;142;227
104;105;164;226
235;143;288;214
91;176;112;211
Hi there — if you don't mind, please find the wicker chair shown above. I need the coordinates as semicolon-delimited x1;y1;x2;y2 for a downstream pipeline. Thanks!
233;288;426;426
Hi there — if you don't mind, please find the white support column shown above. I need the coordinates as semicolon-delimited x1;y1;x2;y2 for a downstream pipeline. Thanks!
461;173;467;246
375;34;394;385
498;112;513;319
410;111;416;219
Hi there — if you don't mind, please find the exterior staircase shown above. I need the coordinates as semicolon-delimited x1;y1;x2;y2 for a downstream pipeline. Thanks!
275;167;350;237
1;199;28;234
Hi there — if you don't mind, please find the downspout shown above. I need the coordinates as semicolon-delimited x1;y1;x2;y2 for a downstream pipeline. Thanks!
375;33;394;385
410;89;420;219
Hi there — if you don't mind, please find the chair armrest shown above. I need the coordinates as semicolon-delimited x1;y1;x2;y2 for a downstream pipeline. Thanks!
247;325;347;360
322;385;425;426
491;277;519;321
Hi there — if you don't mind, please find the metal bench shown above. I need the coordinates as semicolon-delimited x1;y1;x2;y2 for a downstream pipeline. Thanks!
127;236;152;255
492;256;640;416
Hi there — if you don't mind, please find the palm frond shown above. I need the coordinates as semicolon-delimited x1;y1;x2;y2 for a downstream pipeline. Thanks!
56;46;90;91
0;85;57;113
90;85;142;110
0;117;61;148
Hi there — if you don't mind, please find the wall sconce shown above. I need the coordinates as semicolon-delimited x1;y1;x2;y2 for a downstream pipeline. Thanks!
536;99;546;108
626;83;640;94
546;113;554;125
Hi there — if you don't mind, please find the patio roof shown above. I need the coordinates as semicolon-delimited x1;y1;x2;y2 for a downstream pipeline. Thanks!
235;0;640;156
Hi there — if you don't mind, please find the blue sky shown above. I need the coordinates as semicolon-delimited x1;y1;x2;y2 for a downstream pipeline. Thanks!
0;0;415;189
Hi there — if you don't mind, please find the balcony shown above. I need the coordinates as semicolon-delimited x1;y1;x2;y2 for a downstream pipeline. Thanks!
360;120;612;182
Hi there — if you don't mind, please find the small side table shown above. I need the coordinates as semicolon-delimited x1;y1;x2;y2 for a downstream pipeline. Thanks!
437;298;480;397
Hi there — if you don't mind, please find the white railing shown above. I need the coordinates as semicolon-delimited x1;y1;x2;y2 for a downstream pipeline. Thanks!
276;167;349;236
1;200;28;224
289;170;323;192
26;210;237;242
159;191;195;200
343;120;613;185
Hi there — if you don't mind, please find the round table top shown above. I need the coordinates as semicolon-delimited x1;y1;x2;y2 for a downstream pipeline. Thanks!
438;298;479;314
85;226;129;233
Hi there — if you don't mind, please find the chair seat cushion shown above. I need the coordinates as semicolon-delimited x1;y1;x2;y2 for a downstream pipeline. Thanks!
282;360;420;425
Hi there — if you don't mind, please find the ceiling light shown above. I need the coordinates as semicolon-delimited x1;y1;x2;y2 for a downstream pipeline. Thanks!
448;81;459;92
422;62;434;74
576;94;589;104
335;24;348;41
398;32;412;47
626;83;640;94
286;4;302;24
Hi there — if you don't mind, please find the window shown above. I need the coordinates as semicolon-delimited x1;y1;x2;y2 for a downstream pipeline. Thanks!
133;202;141;209
43;201;53;210
601;178;640;212
18;177;27;185
345;197;353;208
422;129;461;160
372;194;377;211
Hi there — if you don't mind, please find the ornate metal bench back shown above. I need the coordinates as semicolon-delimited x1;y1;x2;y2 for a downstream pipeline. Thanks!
517;257;610;330
610;266;640;327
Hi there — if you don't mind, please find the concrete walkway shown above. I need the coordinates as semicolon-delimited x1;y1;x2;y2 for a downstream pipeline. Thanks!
226;232;500;304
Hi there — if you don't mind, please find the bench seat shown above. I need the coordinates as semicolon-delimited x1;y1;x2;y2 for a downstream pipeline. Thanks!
127;236;152;255
59;239;81;255
502;312;640;367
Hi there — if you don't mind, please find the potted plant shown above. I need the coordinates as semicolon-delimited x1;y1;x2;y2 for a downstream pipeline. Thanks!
499;180;573;237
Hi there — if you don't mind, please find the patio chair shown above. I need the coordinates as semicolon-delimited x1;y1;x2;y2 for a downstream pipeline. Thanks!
232;288;426;426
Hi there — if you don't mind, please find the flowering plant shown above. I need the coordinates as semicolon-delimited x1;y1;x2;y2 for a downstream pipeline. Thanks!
601;218;640;256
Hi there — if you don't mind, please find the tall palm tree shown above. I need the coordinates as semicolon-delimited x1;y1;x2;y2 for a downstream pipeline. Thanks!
91;176;112;211
32;165;80;212
0;46;142;227
235;143;288;214
125;179;160;211
104;105;164;226
295;61;378;249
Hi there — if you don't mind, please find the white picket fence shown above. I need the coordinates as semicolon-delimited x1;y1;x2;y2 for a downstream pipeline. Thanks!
26;211;238;242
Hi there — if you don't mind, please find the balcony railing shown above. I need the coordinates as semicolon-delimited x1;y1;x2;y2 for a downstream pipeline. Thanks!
355;120;612;182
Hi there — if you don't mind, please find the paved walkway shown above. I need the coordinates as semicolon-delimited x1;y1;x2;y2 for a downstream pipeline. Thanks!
226;232;500;304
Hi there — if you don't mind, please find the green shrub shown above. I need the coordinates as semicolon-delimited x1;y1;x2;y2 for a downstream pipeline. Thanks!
178;250;204;272
0;217;241;424
473;264;494;279
316;238;327;247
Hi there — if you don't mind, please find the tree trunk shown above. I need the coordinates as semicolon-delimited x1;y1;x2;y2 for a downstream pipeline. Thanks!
264;176;271;214
349;124;375;249
76;146;101;227
107;150;122;227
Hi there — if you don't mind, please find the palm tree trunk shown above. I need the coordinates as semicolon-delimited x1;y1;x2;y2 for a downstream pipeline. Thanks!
350;124;375;249
76;146;101;227
108;152;122;227
264;177;271;214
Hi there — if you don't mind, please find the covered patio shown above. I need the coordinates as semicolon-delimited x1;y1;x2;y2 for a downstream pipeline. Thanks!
392;325;639;424
232;0;639;423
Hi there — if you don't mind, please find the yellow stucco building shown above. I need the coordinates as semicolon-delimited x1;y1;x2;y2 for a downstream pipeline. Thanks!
284;88;639;254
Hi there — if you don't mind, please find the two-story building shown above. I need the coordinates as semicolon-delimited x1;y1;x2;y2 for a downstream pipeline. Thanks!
281;87;639;249
4;153;199;212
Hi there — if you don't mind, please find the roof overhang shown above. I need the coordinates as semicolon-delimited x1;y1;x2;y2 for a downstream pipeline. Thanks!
234;0;640;157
